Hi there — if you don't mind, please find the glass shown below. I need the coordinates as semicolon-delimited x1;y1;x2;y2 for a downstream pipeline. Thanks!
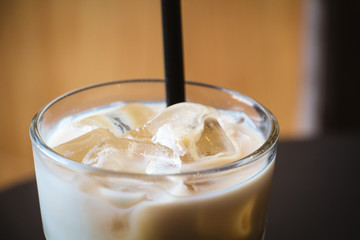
30;80;279;240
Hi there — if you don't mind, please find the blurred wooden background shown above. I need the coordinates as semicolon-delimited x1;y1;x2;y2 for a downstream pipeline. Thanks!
0;0;303;190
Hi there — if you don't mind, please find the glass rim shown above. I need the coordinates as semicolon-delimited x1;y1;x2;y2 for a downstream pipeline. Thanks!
29;79;279;179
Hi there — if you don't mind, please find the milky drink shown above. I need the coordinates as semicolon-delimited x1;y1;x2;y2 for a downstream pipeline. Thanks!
30;81;278;240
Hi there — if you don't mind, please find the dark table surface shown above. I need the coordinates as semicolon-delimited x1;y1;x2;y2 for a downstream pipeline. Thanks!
1;134;359;239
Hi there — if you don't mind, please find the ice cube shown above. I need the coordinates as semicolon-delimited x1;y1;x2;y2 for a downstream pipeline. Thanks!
114;103;156;128
82;138;181;174
195;118;235;158
74;114;120;134
53;128;116;162
127;102;219;157
128;102;235;163
74;103;156;137
233;198;256;237
99;187;147;208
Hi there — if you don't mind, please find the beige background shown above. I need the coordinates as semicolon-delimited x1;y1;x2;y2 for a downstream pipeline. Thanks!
0;0;303;190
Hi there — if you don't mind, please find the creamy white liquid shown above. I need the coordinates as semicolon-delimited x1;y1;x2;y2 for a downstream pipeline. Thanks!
34;102;275;240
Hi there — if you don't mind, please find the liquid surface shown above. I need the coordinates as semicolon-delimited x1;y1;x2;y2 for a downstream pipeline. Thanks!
51;102;264;174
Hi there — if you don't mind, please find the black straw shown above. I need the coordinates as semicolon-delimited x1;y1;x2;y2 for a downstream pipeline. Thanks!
161;0;185;106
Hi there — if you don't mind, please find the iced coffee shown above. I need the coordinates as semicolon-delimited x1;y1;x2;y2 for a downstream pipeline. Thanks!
30;80;279;240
